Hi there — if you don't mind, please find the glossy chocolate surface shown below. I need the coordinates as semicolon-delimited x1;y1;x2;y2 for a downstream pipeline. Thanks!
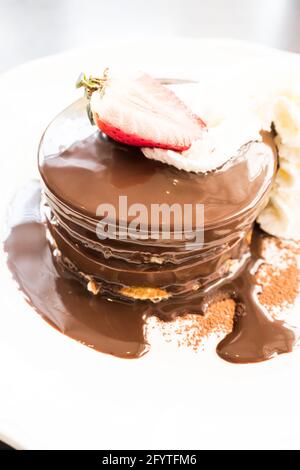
38;99;277;295
4;99;295;364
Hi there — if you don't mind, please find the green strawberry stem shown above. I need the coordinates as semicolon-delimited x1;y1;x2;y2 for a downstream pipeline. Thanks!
75;68;109;125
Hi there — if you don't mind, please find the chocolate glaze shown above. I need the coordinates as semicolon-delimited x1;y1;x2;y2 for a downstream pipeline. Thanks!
4;181;295;362
3;98;296;363
38;99;277;297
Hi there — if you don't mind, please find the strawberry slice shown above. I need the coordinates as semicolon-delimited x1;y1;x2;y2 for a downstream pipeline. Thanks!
76;70;205;151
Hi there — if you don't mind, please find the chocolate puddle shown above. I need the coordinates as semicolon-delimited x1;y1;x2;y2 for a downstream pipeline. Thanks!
3;180;295;363
217;234;295;363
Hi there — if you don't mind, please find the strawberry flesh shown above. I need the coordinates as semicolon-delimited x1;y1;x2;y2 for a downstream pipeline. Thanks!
95;115;193;151
90;73;206;152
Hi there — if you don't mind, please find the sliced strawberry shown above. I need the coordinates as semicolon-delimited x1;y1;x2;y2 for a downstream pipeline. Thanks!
77;71;205;151
94;115;194;151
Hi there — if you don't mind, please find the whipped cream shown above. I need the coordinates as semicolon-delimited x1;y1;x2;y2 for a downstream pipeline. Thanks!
152;73;300;240
142;83;268;173
274;96;300;147
258;83;300;240
142;110;264;173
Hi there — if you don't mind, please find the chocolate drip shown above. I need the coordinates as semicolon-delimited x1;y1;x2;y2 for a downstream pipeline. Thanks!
217;232;295;362
4;181;296;363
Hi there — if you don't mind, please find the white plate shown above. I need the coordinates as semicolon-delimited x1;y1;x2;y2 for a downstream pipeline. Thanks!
1;38;300;450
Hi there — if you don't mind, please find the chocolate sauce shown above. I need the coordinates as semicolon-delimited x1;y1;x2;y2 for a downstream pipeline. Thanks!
5;182;149;358
38;99;278;297
4;180;295;363
3;99;295;364
217;231;295;363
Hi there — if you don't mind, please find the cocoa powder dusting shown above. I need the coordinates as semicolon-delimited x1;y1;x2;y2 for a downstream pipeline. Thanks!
150;234;300;353
147;299;235;352
257;236;300;313
258;262;299;310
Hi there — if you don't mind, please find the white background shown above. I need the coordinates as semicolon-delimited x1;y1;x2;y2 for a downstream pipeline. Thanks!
0;0;300;71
